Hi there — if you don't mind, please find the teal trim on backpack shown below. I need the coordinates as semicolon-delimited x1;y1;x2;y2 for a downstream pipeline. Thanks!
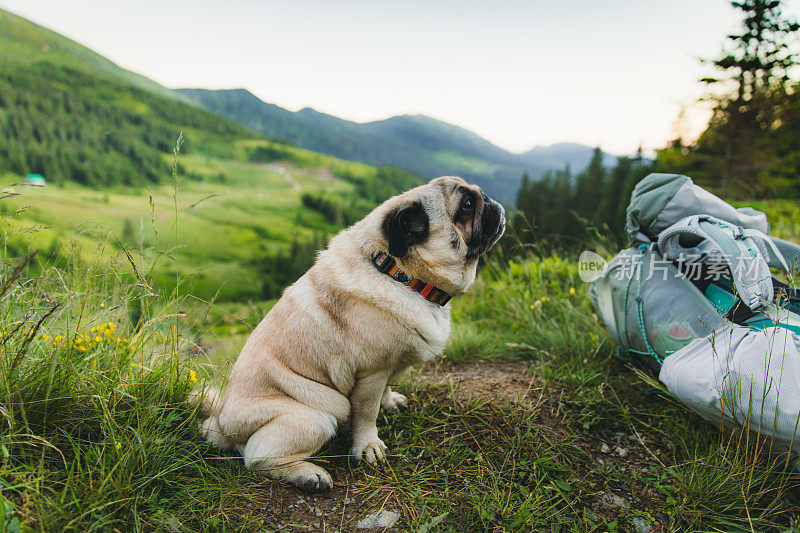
704;283;800;335
705;283;737;315
634;246;663;365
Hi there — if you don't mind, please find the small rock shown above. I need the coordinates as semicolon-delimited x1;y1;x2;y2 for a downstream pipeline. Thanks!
314;506;322;517
615;446;629;457
600;443;611;453
631;517;653;533
357;510;401;530
601;492;630;510
596;458;604;466
343;497;353;505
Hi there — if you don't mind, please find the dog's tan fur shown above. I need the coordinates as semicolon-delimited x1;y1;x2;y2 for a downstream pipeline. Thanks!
194;176;505;491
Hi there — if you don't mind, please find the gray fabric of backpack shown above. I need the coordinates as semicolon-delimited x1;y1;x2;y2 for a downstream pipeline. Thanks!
590;173;800;458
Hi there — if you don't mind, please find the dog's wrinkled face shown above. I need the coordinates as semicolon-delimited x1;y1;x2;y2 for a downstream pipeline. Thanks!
381;176;505;296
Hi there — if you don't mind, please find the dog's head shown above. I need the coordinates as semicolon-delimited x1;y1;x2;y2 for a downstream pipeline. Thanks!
378;176;505;296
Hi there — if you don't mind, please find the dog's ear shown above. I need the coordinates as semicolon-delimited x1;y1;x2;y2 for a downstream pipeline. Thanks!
382;201;429;258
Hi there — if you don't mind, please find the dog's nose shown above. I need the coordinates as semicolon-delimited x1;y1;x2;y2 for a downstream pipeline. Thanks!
483;194;505;218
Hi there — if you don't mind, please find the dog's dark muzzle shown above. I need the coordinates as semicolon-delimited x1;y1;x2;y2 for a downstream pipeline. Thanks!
482;194;506;245
466;195;506;260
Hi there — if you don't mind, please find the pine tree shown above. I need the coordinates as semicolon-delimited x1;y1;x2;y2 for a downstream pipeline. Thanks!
574;147;607;225
600;156;632;236
701;0;799;194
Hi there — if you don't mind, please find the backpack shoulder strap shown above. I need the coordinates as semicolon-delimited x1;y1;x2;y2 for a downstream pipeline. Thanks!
755;235;800;273
657;215;774;311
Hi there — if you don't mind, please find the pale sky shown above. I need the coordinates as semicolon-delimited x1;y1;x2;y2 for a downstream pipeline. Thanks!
2;0;799;155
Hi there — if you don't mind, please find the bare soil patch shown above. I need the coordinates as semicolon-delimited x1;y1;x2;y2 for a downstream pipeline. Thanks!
237;470;407;532
413;358;538;404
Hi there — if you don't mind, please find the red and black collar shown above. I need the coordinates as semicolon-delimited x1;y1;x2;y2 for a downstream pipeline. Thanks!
371;251;451;306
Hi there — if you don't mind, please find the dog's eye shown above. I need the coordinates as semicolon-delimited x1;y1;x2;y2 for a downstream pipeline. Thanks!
459;196;474;214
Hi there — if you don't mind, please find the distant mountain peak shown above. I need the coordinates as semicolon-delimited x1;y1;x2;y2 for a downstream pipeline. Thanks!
177;88;610;201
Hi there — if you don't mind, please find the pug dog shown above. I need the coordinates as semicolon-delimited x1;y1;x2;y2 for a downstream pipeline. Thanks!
192;176;505;492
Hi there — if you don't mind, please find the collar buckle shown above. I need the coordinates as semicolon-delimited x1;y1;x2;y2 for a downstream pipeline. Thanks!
371;251;451;306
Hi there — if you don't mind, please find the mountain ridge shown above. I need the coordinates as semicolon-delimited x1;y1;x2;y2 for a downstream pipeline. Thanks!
178;88;611;200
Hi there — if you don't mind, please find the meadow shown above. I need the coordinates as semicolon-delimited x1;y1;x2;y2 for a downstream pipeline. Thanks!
2;163;800;531
0;138;385;304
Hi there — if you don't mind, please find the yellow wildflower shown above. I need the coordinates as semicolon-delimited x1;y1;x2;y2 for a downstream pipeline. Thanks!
54;335;63;344
188;370;197;383
541;296;550;303
79;346;88;353
115;442;121;450
100;302;105;308
94;336;102;343
74;337;82;344
569;287;576;295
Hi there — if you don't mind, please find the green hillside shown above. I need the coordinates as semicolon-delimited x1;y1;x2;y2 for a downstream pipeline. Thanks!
0;8;181;100
0;142;393;302
178;88;610;200
0;8;260;186
0;62;255;186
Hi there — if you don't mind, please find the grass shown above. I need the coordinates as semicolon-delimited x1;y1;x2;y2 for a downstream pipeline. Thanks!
3;164;800;530
5;243;800;531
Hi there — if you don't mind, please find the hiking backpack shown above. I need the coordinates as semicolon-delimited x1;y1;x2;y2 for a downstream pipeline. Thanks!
589;173;800;457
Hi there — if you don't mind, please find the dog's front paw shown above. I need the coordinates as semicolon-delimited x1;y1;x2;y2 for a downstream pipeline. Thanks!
291;466;333;493
351;438;387;465
381;391;408;411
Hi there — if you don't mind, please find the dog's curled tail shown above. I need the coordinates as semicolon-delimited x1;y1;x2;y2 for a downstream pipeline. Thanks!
188;385;223;418
188;386;235;451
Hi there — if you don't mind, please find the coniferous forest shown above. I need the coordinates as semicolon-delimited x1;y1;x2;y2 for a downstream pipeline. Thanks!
0;61;251;186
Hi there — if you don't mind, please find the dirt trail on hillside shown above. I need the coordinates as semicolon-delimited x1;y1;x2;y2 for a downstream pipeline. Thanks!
261;162;302;191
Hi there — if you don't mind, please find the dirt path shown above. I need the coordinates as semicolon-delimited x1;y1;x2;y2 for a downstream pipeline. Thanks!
414;358;538;403
262;163;302;191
